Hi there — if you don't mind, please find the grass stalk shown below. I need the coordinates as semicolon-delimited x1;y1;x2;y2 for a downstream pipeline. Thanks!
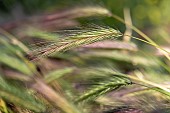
113;72;170;93
110;14;170;61
0;28;29;52
32;79;81;113
27;26;122;60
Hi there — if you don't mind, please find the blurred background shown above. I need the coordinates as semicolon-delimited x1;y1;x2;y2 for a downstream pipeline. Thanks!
0;0;170;113
1;0;170;46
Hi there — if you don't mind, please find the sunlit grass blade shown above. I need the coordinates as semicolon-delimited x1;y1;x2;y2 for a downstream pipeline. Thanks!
0;99;8;113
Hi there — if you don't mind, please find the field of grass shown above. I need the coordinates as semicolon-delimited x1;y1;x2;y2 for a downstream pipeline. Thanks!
0;0;170;113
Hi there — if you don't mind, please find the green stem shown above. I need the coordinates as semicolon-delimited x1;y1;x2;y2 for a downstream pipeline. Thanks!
110;14;170;61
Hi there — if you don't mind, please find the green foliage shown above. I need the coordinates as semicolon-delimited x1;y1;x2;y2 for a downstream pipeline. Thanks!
45;67;75;83
0;54;32;75
76;75;131;102
0;75;46;112
0;1;170;113
26;28;60;40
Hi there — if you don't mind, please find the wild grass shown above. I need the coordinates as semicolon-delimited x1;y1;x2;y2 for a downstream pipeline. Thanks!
75;73;131;102
26;25;122;60
0;4;170;113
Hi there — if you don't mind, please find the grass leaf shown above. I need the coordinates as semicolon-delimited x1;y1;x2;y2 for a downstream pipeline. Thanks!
0;54;32;75
45;67;75;83
0;76;46;112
